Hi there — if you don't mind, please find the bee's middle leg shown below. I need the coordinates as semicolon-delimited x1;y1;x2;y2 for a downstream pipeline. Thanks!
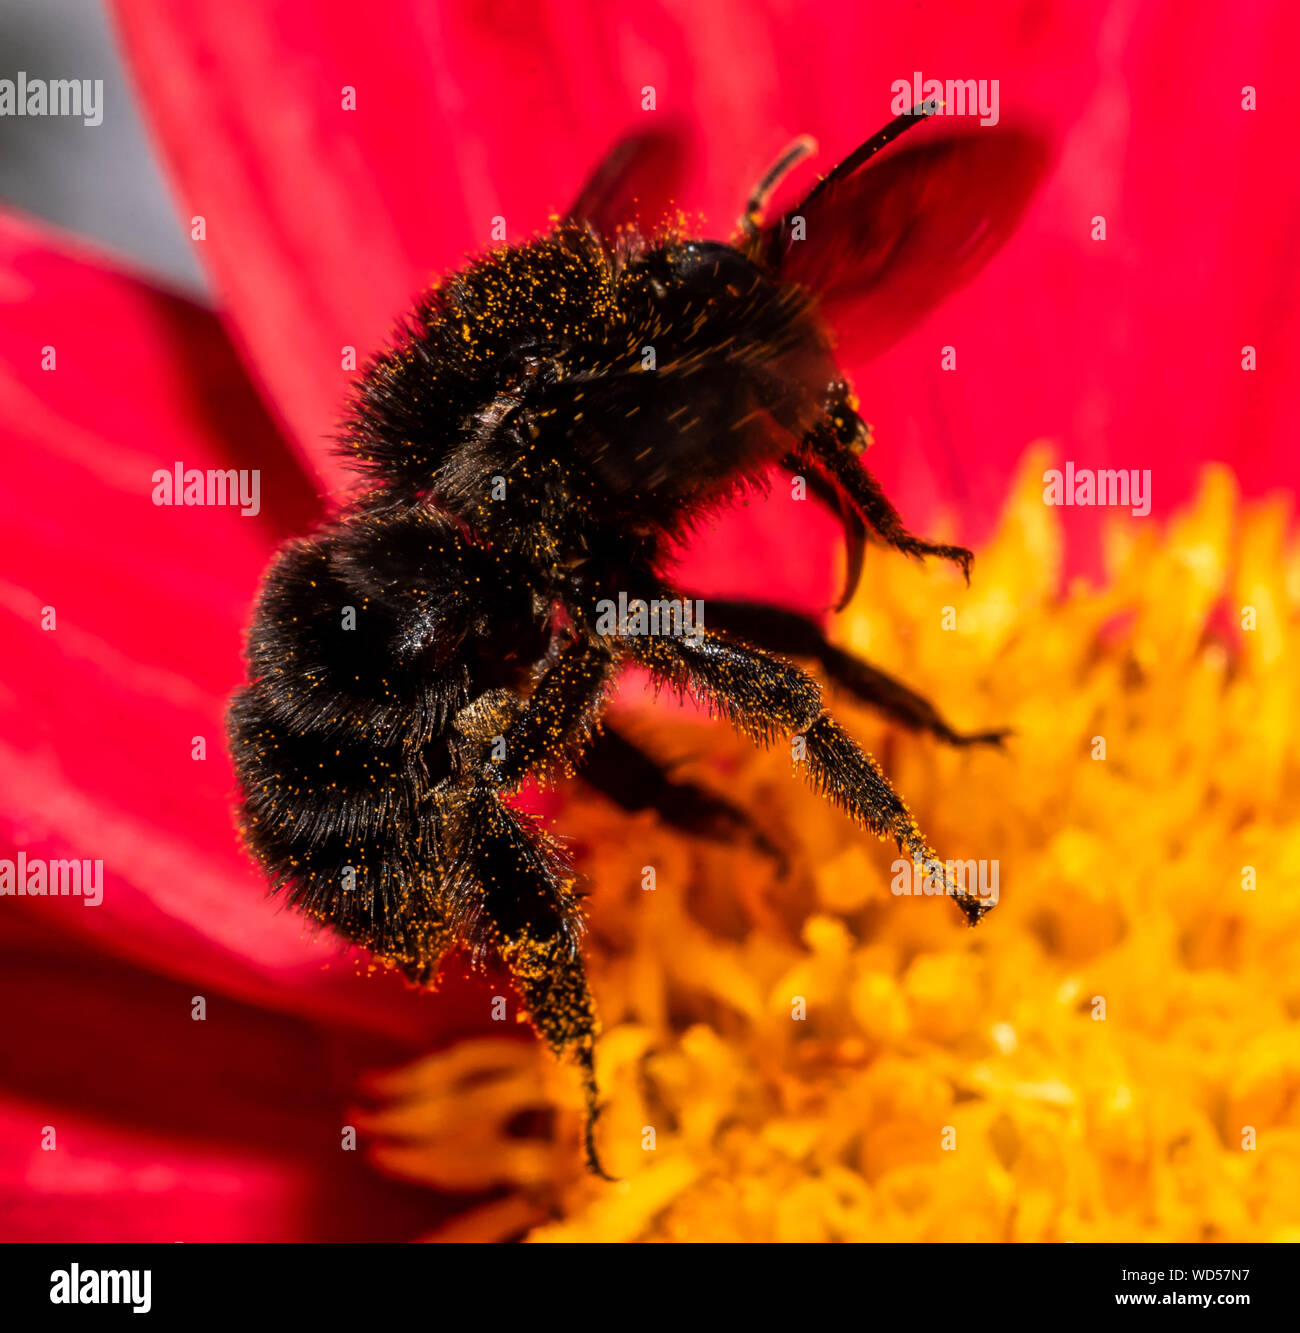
577;724;788;868
483;639;613;787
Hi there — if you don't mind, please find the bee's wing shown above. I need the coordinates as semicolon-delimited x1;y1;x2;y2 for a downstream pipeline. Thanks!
567;124;691;239
763;127;1050;366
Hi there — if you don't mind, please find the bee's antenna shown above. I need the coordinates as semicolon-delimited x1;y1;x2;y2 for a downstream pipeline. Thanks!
740;134;818;239
797;99;939;215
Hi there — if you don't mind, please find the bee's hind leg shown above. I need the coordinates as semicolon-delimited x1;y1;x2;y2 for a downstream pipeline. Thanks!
624;626;994;925
698;600;1009;748
578;725;789;869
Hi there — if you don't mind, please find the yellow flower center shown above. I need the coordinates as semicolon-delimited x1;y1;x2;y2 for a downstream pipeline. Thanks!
357;451;1300;1243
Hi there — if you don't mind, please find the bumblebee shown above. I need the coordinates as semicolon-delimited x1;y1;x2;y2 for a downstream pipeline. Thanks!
228;105;1044;1175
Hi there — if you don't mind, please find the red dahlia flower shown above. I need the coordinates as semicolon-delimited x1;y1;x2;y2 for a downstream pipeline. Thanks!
0;0;1295;1241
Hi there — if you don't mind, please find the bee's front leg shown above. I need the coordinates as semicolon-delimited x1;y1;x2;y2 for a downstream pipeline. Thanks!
442;640;617;1177
440;778;612;1178
480;639;613;787
805;386;974;583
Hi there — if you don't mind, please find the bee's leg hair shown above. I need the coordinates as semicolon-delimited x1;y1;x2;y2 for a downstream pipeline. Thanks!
443;779;614;1179
485;639;613;788
803;417;974;584
625;627;991;925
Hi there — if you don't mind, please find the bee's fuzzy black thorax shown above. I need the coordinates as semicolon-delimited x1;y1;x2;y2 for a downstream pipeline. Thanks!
344;220;833;546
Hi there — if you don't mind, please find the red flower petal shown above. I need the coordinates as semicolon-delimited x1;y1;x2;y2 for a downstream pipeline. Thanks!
822;6;1300;570
112;0;647;494
107;2;1099;434
0;922;459;1240
0;208;466;1041
115;1;1298;590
